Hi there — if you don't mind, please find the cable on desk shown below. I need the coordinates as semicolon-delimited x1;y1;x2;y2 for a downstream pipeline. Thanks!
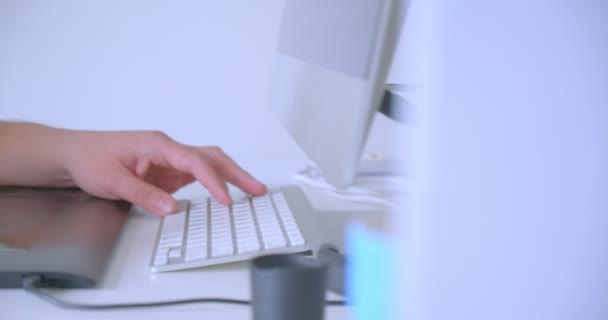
22;275;347;310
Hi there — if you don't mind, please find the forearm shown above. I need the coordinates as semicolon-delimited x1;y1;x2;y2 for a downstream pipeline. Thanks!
0;122;75;187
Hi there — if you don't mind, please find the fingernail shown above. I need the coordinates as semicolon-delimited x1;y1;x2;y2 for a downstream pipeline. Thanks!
158;197;174;215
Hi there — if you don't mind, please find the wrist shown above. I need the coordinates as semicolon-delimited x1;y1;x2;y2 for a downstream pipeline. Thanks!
0;122;75;187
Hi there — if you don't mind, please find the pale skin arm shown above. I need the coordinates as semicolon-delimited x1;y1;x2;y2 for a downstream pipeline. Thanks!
0;122;267;216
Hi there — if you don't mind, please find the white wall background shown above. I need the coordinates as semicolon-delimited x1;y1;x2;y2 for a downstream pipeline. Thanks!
0;0;406;168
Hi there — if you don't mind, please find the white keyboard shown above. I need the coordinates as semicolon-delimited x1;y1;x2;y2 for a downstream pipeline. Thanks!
150;187;316;272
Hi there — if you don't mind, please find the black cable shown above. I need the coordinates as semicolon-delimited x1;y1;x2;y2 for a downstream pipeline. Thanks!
22;275;347;310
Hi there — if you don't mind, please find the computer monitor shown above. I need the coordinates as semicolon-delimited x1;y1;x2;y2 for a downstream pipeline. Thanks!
269;0;404;188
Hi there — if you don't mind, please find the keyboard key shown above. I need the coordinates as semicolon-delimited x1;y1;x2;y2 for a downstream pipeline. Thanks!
187;226;206;233
236;232;258;244
160;207;186;237
187;239;207;247
212;243;234;257
262;223;281;233
238;242;261;253
158;238;182;249
154;252;169;266
262;234;287;249
185;245;207;261
284;225;305;245
189;216;207;223
169;247;183;259
160;233;182;242
190;204;207;212
288;233;305;246
276;205;291;214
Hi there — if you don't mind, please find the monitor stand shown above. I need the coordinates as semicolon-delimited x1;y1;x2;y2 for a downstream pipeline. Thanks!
294;163;408;208
293;83;410;207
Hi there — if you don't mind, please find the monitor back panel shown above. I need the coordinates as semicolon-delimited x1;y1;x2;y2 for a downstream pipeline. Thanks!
269;0;398;187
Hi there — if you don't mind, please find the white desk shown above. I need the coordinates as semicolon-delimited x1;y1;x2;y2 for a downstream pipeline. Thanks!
1;160;387;320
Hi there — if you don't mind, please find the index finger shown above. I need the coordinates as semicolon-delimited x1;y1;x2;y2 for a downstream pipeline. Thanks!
199;147;267;196
155;141;232;206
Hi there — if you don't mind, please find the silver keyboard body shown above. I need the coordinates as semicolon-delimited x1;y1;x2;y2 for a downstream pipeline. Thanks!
149;185;323;272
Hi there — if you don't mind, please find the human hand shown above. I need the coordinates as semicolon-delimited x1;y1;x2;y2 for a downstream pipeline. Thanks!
60;130;266;216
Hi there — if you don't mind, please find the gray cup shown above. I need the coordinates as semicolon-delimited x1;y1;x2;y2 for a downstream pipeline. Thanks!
250;254;328;320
